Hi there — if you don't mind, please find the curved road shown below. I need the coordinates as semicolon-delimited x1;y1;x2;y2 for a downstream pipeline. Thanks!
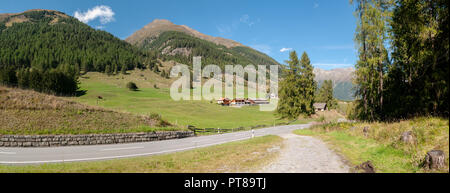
0;124;311;165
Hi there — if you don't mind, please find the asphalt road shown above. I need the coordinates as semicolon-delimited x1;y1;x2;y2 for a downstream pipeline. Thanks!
0;124;311;165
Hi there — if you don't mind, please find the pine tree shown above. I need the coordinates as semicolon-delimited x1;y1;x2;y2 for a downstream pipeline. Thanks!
317;80;337;109
351;0;393;121
299;52;317;115
277;51;316;119
385;0;449;118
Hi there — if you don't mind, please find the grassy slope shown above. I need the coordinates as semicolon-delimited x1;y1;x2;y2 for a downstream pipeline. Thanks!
71;71;304;129
0;135;283;173
294;117;449;173
0;86;180;135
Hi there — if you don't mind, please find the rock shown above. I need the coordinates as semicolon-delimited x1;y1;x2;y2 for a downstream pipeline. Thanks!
355;161;376;173
363;126;370;137
400;131;415;144
424;150;445;170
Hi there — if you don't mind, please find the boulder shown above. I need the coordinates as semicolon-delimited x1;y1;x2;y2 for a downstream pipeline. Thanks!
355;161;376;173
400;131;415;144
424;150;445;170
363;126;370;137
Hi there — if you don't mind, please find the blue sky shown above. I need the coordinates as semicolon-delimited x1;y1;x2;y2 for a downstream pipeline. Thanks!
0;0;358;70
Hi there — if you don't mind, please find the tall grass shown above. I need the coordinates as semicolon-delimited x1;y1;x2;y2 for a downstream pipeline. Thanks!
0;86;180;135
295;117;449;173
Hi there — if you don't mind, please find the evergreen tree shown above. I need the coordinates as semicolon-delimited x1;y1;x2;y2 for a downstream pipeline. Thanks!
277;51;316;119
351;0;448;120
351;0;393;121
316;80;337;109
385;0;449;118
299;52;317;115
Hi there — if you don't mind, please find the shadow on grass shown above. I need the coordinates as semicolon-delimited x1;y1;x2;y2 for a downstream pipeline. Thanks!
75;89;87;97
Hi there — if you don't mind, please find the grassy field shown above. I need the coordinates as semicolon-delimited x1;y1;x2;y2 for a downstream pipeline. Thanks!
0;86;180;135
70;71;302;129
294;117;449;173
0;135;283;173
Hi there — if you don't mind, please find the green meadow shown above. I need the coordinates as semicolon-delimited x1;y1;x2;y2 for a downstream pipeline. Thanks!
70;72;300;129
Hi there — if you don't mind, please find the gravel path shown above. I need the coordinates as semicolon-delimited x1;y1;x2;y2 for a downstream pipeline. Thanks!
259;133;350;173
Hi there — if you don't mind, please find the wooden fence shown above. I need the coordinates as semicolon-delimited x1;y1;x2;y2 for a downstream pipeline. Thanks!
187;126;247;135
186;121;296;135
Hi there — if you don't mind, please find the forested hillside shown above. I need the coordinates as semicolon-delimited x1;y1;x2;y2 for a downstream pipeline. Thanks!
0;10;146;73
0;9;160;95
126;19;281;69
135;31;280;68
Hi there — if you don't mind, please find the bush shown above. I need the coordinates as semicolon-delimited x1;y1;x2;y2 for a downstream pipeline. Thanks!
149;113;161;120
126;82;138;91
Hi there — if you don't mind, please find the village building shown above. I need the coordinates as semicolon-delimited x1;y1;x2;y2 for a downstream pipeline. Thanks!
313;103;327;111
216;98;269;107
231;98;246;106
217;98;231;106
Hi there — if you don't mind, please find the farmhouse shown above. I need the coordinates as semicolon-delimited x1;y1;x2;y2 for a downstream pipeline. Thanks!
313;103;327;111
231;98;246;106
217;98;269;107
217;98;230;105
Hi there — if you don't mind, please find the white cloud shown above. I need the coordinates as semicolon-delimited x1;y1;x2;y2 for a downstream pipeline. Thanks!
74;5;115;24
280;48;292;53
314;3;320;8
240;14;250;23
216;24;233;36
240;14;256;27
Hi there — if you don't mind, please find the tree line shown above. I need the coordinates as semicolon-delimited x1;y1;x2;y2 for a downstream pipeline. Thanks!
351;0;448;121
0;10;171;95
0;66;78;96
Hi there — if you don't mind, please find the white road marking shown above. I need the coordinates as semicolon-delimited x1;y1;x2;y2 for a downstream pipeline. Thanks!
0;152;16;155
191;139;213;143
101;146;144;151
0;137;250;164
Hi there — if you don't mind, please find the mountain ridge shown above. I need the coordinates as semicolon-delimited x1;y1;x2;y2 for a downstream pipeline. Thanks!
126;19;245;49
126;19;281;68
314;67;355;101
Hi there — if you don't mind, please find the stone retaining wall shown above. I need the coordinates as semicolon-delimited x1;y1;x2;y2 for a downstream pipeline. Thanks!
0;131;194;147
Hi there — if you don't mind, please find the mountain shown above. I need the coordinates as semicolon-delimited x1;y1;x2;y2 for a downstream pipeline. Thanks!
126;19;280;68
0;9;147;73
126;19;244;49
314;67;355;101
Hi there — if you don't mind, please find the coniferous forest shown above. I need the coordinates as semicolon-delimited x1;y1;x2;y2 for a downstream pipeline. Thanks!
137;31;280;69
351;0;448;121
0;10;149;95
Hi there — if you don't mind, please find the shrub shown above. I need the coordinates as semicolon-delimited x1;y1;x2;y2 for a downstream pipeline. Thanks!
149;113;161;120
126;82;138;91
